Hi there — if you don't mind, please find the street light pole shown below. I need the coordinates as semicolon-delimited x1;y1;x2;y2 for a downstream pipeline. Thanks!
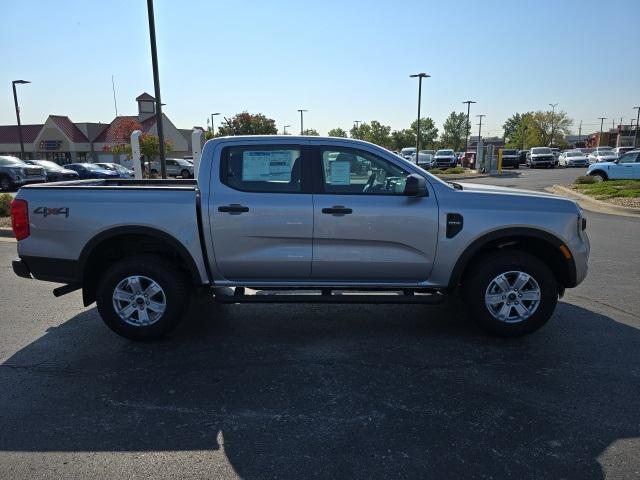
462;100;476;154
410;73;430;154
476;114;485;144
548;103;558;147
283;125;290;135
634;107;640;148
297;109;308;135
12;80;30;160
146;0;167;178
210;112;220;135
598;117;607;147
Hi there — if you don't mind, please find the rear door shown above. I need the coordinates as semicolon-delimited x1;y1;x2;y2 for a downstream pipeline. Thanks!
610;152;639;179
209;143;314;281
310;144;439;283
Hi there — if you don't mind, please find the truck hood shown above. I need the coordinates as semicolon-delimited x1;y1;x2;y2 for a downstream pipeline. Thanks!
455;182;570;201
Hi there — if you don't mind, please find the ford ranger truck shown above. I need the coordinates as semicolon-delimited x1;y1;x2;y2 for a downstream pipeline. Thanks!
11;136;589;340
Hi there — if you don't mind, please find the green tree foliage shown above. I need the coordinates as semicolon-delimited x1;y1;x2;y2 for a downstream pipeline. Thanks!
391;129;415;151
304;128;320;136
527;110;572;147
410;117;438;148
440;111;468;151
327;128;347;137
217;112;277;136
348;121;393;149
350;123;372;140
139;134;173;161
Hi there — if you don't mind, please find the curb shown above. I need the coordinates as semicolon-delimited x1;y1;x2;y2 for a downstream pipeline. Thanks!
546;185;640;218
0;227;13;238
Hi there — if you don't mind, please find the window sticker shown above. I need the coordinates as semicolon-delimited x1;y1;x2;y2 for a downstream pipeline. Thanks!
329;161;351;185
242;150;295;181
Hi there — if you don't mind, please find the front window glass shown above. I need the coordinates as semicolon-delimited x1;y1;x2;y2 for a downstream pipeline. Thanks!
320;148;408;195
532;148;551;154
0;156;25;166
436;150;454;155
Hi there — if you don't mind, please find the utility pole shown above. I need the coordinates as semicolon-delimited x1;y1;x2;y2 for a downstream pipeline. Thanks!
210;112;220;135
410;73;430;154
548;103;558;147
146;0;166;178
11;80;30;160
283;125;290;135
578;120;582;145
462;100;476;154
634;107;640;148
353;120;362;129
476;114;486;144
297;109;307;135
598;117;607;147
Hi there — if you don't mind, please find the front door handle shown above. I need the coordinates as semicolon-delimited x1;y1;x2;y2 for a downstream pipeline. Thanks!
322;206;353;215
218;204;249;213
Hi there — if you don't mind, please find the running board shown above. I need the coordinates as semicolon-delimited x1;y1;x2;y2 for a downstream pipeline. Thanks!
214;287;445;305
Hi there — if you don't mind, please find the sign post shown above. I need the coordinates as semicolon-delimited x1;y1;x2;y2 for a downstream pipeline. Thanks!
131;130;143;179
191;129;203;178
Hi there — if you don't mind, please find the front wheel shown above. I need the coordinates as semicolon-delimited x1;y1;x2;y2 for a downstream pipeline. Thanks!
591;172;606;182
96;255;190;340
462;250;558;337
180;169;191;179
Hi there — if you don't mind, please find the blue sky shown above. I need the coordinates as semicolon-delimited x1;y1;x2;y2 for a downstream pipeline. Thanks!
1;0;639;138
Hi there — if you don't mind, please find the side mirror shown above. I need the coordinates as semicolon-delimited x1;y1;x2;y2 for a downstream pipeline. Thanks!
404;173;427;197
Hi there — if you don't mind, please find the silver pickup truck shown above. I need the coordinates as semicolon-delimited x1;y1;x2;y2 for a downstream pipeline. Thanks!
11;136;589;340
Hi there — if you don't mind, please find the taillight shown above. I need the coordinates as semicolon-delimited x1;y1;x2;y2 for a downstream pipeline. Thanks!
10;199;29;241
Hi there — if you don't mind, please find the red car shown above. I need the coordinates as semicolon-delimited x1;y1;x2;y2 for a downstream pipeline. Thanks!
460;151;476;169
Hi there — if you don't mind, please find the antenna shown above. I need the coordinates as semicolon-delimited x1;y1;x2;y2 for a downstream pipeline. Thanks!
111;75;119;116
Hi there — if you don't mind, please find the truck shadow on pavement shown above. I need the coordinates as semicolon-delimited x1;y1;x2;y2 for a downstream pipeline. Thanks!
1;297;639;479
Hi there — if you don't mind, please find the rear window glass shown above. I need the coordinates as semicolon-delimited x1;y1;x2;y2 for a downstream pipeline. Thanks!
221;146;302;193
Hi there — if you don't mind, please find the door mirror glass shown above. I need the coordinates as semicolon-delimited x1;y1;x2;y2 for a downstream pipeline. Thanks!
404;174;427;197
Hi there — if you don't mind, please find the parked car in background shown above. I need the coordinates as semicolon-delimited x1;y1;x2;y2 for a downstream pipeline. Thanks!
400;147;417;160
588;150;618;163
580;147;595;156
95;162;135;178
500;149;520;169
415;152;435;169
0;155;47;191
65;163;121;180
518;150;528;165
459;151;476;169
433;149;458;168
24;159;79;182
613;146;634;157
149;158;195;178
587;150;640;180
527;147;555;168
558;151;589;168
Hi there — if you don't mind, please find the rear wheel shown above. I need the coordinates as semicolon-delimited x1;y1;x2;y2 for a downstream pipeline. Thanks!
0;175;12;191
96;255;190;340
180;169;191;178
462;250;558;337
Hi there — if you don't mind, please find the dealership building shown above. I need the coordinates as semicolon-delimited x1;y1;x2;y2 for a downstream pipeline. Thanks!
0;93;199;164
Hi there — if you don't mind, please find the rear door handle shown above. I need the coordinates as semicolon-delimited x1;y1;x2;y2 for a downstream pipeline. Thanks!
218;204;249;213
322;206;353;215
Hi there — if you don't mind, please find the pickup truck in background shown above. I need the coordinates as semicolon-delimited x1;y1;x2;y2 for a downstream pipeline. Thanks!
11;136;589;340
499;149;520;169
527;147;556;168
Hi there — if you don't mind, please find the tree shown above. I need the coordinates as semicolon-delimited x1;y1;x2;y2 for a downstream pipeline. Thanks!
440;111;468;151
410;117;438;149
217;112;277;136
350;123;372;140
348;121;393;149
327;127;347;138
139;134;173;162
503;112;534;149
527;110;573;147
390;129;415;151
304;128;320;136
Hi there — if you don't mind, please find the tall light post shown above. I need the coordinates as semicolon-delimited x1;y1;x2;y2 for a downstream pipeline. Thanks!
476;114;486;144
410;73;430;154
353;120;362;129
548;103;558;147
462;100;476;154
631;119;637;146
633;106;640;148
12;80;30;159
283;125;291;135
297;109;307;135
146;0;167;178
598;117;607;147
210;112;220;135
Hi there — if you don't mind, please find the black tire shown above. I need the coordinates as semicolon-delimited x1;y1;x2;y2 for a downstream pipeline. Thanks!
513;164;519;169
180;169;191;179
462;250;558;337
591;171;607;182
0;175;12;192
96;255;190;340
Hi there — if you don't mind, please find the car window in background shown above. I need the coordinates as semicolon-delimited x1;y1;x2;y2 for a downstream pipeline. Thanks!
532;148;552;154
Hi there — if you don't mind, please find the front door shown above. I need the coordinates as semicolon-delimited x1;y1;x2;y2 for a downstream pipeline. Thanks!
311;145;439;283
610;152;640;179
210;144;313;281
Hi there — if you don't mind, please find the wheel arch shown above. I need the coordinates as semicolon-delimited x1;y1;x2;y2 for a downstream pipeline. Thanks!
449;227;577;290
588;169;608;180
79;226;203;306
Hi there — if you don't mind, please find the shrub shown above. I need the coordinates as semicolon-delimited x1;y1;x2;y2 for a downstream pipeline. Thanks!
0;193;11;217
574;175;597;185
443;166;464;174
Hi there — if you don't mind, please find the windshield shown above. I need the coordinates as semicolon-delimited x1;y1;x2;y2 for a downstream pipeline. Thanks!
532;148;551;154
97;163;116;170
436;150;454;155
82;164;105;171
401;148;416;155
567;152;583;157
598;151;615;156
502;150;517;155
0;156;26;166
30;160;64;170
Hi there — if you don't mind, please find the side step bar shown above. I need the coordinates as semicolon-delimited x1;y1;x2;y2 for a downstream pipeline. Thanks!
214;288;445;305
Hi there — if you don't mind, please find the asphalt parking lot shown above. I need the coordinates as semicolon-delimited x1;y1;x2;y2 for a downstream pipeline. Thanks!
1;167;639;479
